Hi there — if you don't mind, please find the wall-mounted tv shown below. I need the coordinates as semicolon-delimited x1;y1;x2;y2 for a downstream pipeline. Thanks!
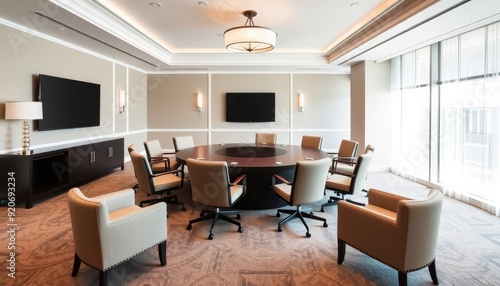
225;92;275;123
37;74;100;131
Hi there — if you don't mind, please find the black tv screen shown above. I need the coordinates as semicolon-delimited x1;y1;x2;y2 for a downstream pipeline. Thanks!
226;92;275;122
37;74;100;131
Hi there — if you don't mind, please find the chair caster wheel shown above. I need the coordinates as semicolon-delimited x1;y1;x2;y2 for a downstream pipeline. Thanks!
276;212;281;218
323;222;328;227
278;226;282;232
306;232;311;238
180;206;186;211
200;212;205;217
310;211;314;215
236;213;241;219
320;207;325;212
187;224;192;230
208;234;214;240
238;226;243;233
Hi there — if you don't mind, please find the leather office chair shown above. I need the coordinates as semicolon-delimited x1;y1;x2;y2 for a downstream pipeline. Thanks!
186;158;246;240
127;144;140;190
144;139;175;173
273;157;332;237
321;149;373;212
67;188;167;286
255;133;277;144
333;144;375;175
338;189;443;286
173;135;195;171
129;149;186;210
301;135;323;150
329;139;359;174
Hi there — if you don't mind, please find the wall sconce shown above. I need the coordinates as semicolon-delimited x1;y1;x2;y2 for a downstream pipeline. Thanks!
118;89;126;113
298;93;304;112
197;93;202;112
5;101;44;155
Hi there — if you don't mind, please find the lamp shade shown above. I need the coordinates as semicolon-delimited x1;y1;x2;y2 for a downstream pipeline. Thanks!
5;101;43;120
224;26;277;52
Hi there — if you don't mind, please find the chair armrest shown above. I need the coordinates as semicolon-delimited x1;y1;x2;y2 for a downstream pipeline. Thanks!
273;174;291;185
153;169;184;177
92;189;135;213
367;189;410;213
230;174;246;186
333;156;357;164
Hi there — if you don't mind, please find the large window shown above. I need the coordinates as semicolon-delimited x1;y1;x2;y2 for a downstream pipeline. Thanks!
391;22;500;216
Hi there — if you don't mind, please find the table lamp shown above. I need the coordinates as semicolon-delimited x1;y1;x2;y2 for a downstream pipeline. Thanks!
5;101;43;155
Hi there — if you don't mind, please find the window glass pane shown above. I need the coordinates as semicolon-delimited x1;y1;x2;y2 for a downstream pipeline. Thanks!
440;37;459;81
401;51;415;88
439;77;500;203
487;22;500;74
400;87;430;180
416;47;430;85
460;28;486;78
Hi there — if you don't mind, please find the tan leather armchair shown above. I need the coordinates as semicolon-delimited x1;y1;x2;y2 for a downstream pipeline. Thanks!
300;135;323;150
144;139;176;173
67;188;167;286
337;188;444;286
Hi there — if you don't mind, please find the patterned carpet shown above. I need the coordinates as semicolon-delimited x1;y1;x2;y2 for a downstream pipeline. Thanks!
1;162;499;286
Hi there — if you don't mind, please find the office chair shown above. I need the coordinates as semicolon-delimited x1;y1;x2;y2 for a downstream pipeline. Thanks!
273;157;332;237
186;158;246;240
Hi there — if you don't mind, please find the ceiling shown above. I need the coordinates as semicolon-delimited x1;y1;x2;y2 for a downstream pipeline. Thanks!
1;0;500;73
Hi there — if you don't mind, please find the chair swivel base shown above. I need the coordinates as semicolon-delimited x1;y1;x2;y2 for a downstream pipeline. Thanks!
276;206;328;237
139;195;186;211
320;196;341;212
186;208;243;240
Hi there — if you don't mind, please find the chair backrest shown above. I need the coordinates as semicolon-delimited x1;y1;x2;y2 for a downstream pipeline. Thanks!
255;133;277;144
349;150;373;195
129;150;155;194
144;139;163;159
337;139;359;158
301;135;323;150
67;188;105;269
364;144;375;153
127;144;137;153
173;136;194;152
402;189;443;269
187;158;232;208
290;157;332;206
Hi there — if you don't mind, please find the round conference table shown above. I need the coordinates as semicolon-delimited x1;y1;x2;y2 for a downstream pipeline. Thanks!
175;143;328;210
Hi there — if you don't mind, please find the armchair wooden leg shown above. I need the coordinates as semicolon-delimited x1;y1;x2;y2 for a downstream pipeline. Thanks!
159;241;167;266
398;271;407;286
71;253;81;277
337;239;346;264
99;270;107;286
428;259;439;285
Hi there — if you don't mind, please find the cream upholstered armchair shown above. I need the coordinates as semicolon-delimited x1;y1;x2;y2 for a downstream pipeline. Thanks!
67;188;167;286
337;188;444;286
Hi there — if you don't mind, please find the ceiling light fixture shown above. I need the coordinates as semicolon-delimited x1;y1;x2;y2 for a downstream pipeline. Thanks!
150;2;162;8
224;10;277;53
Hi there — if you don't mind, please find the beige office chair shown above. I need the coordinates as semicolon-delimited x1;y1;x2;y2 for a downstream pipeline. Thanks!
273;157;332;237
67;188;167;286
255;133;277;144
333;144;375;175
186;158;246;240
129;150;186;210
173;135;195;171
321;149;373;212
128;144;140;190
338;189;443;286
144;139;176;173
301;135;323;150
329;139;359;174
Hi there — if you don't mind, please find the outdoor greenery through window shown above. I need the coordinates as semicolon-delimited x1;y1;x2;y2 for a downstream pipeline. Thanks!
391;21;500;216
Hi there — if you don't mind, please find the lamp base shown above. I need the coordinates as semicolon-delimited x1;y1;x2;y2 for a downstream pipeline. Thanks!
18;149;33;155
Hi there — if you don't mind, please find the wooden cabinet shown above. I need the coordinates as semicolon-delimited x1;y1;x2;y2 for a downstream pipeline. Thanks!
0;138;124;208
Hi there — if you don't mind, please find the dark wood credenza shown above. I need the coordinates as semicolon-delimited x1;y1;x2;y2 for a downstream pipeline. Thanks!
0;138;124;208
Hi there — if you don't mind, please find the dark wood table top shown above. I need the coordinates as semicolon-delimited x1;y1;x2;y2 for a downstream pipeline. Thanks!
175;143;328;169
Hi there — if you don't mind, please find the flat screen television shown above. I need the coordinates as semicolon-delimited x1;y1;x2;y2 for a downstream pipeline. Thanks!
225;92;275;122
37;74;100;131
